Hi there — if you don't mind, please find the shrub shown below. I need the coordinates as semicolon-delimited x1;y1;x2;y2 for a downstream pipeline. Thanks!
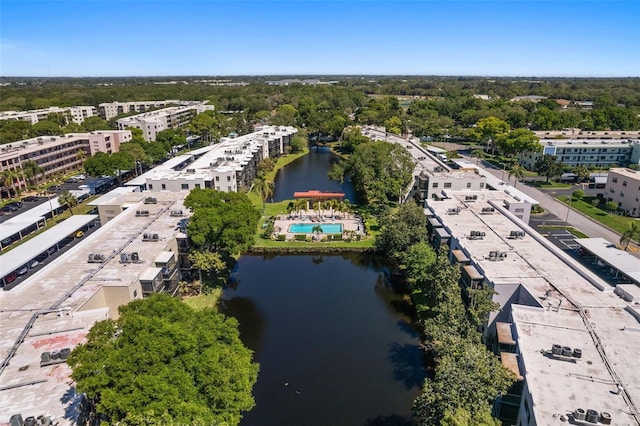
294;234;307;241
332;234;342;241
591;199;600;207
277;234;286;241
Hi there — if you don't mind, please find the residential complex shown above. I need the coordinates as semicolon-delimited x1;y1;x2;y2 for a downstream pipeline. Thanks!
519;138;640;169
97;100;180;120
137;125;297;192
115;102;214;141
362;126;640;425
0;191;190;423
0;106;97;125
604;168;640;216
0;130;131;194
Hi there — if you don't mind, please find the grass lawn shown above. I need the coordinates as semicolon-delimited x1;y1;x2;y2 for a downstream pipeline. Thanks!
182;289;223;310
557;195;637;234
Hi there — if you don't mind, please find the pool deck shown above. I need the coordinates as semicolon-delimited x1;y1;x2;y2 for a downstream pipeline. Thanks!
272;210;365;240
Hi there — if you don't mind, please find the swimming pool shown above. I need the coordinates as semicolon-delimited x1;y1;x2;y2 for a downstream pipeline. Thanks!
288;223;343;234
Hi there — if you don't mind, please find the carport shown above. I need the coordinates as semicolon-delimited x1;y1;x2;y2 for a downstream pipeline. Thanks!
0;197;64;250
1;214;98;289
575;237;640;286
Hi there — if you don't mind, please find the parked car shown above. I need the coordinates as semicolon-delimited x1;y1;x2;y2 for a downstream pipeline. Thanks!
1;238;13;246
72;230;84;238
1;205;19;213
29;260;39;268
22;196;41;202
6;201;23;209
47;246;58;255
5;272;17;284
17;265;29;276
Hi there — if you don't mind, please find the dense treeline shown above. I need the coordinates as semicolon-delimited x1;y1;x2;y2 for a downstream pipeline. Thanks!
1;77;638;145
374;203;515;425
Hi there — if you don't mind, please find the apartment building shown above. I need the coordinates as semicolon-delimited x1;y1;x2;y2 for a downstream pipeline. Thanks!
425;190;640;426
144;126;297;192
0;130;131;193
604;168;640;216
116;103;214;141
97;100;180;120
0;106;97;124
0;191;190;423
519;139;640;169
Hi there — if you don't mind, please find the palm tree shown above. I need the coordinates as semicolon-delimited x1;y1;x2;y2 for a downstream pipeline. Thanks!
508;164;527;188
253;177;274;211
296;198;309;218
1;169;23;198
620;222;640;251
471;148;486;165
312;225;323;238
22;161;44;188
58;191;78;215
312;200;322;217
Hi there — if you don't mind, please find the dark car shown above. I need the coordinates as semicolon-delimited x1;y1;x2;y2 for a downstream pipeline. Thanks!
1;206;17;214
1;238;12;246
22;196;41;202
6;201;22;209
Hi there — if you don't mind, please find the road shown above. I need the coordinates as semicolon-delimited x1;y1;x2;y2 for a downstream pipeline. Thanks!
464;155;627;245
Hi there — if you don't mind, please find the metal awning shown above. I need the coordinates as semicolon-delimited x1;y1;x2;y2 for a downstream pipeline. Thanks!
500;352;524;381
452;249;470;264
1;215;98;276
463;264;483;281
496;322;516;346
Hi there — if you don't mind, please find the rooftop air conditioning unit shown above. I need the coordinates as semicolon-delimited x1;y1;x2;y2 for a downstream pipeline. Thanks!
144;197;157;204
135;210;150;217
87;253;105;263
170;210;183;217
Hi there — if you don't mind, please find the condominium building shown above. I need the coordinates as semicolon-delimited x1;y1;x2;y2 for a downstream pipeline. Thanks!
98;100;180;120
0;106;97;125
0;191;190;424
604;168;640;216
0;130;131;193
116;103;214;141
425;188;640;426
519;139;640;169
142;126;297;192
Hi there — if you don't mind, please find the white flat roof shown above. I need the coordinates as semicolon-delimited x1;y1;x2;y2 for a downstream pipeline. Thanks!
0;215;98;276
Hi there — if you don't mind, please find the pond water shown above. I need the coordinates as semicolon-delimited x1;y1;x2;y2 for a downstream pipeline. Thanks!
220;254;425;426
272;146;357;203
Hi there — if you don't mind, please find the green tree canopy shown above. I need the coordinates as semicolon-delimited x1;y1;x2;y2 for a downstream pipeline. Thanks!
534;154;564;182
375;202;427;261
68;294;259;425
184;189;261;255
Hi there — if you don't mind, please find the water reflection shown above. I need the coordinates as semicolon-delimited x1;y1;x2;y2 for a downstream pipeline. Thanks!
272;146;356;202
220;254;425;426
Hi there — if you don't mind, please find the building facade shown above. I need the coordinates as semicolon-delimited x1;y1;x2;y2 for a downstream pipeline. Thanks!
0;106;97;125
519;139;640;169
0;130;131;194
116;103;214;141
604;168;640;216
144;126;297;193
98;100;180;120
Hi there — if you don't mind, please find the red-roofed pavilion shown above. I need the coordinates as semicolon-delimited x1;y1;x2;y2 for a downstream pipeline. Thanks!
293;190;345;200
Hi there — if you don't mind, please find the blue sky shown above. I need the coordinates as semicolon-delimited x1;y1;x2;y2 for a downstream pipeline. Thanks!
1;1;638;77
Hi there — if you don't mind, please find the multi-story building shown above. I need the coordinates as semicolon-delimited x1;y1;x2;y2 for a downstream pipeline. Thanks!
604;168;640;216
0;106;97;125
143;126;297;192
0;191;190;423
425;187;640;426
116;103;214;141
0;130;131;194
519;139;640;169
97;100;181;120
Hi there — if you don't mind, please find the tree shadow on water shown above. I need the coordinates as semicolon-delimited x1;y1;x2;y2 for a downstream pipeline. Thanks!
364;414;416;426
388;342;427;390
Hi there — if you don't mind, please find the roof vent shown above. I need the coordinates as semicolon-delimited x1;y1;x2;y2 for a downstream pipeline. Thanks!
447;207;461;215
135;210;150;217
464;195;478;201
87;253;105;263
508;230;526;239
170;210;184;217
481;207;495;214
468;231;486;240
144;197;157;204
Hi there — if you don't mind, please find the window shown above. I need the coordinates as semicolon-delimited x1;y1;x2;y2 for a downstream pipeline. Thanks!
620;192;625;197
148;184;153;189
227;186;232;191
227;176;231;181
195;183;201;189
181;183;189;190
444;182;452;188
466;182;472;188
612;177;618;183
623;180;627;186
161;184;166;190
215;176;219;181
432;182;439;188
133;290;138;298
480;183;485;188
